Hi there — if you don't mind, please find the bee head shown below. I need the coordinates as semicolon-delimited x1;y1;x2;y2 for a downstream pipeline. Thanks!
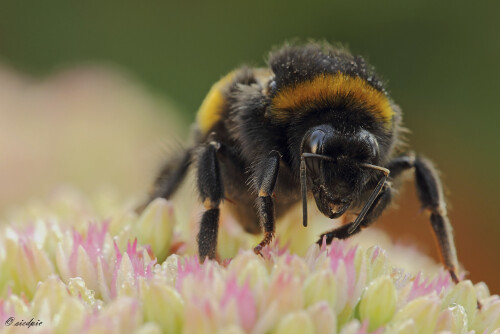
300;124;380;222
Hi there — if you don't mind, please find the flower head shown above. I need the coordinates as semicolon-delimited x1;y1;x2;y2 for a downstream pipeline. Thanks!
0;190;499;333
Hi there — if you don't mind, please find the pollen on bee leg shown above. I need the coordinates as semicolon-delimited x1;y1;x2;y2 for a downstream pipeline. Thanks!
424;205;447;218
208;141;221;150
258;189;270;197
203;199;218;210
436;205;447;216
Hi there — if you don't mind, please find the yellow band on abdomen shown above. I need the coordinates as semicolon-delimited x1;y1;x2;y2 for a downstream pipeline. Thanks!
196;71;236;135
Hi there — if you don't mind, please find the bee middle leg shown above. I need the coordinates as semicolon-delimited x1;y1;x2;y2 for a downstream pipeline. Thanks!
196;141;224;261
253;150;282;255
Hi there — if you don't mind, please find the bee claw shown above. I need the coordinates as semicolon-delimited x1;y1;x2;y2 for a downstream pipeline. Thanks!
253;245;264;257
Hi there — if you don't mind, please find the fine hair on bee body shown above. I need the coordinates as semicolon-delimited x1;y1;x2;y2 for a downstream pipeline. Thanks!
141;41;461;284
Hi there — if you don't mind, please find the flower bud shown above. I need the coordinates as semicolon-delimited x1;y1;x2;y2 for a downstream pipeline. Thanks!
435;304;468;333
218;325;246;334
7;237;54;297
133;323;163;334
115;252;137;297
53;298;87;334
227;251;269;287
365;246;388;281
75;245;99;292
359;275;397;330
441;280;477;323
303;270;336;308
140;280;183;333
307;301;337;334
135;198;174;262
31;276;69;317
392;294;440;334
338;319;362;334
474;281;490;301
472;297;500;333
100;297;142;333
275;311;314;334
386;319;417;334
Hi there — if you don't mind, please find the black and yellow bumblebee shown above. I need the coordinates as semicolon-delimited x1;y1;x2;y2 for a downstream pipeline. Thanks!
141;42;460;283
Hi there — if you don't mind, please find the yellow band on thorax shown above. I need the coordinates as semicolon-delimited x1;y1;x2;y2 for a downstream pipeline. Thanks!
270;73;394;127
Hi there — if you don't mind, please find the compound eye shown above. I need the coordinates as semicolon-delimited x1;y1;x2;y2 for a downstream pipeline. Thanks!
303;129;326;176
309;129;326;154
365;133;379;159
358;129;379;160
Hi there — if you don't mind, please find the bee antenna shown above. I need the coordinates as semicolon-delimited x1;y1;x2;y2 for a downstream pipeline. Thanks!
299;153;335;228
300;155;308;227
360;163;390;175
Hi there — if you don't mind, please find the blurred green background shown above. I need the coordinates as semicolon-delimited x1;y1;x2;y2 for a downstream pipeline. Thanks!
1;1;499;291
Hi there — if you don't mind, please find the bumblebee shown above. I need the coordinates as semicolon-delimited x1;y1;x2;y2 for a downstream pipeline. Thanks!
142;42;460;283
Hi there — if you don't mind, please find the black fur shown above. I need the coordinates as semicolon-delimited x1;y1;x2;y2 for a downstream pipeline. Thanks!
148;150;191;200
256;195;275;234
414;157;444;212
195;142;224;259
196;142;224;206
268;43;386;94
254;150;281;195
197;208;219;260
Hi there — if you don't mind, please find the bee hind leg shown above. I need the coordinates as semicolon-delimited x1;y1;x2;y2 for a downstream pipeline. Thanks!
136;148;192;213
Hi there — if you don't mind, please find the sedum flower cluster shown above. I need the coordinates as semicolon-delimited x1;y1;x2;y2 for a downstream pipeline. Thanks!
0;189;499;334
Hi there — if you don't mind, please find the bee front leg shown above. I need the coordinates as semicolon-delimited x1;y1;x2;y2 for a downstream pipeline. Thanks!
317;155;416;245
196;141;224;261
317;182;393;244
253;150;281;255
